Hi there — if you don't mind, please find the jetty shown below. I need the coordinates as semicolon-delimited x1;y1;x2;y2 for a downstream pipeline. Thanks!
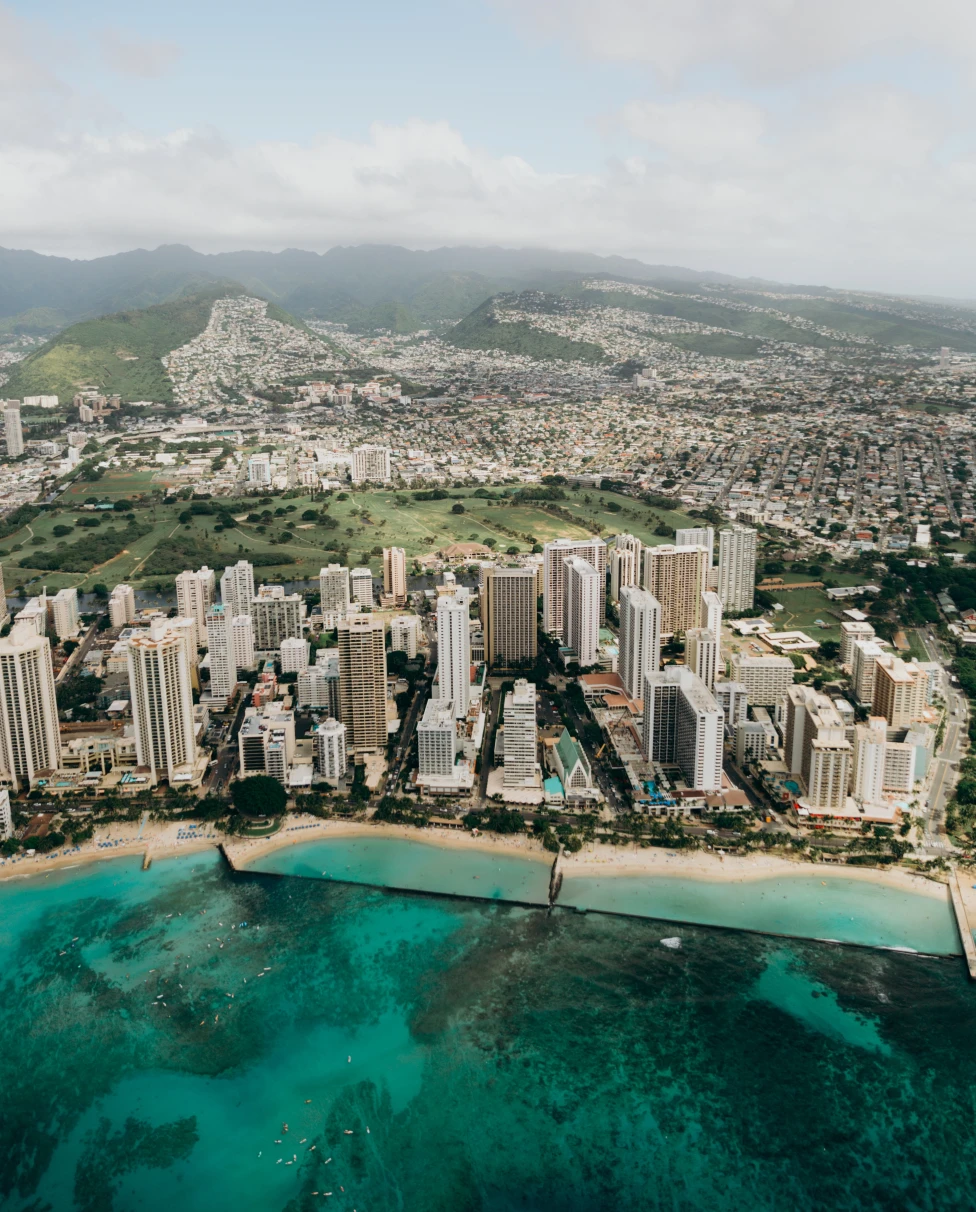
950;871;976;979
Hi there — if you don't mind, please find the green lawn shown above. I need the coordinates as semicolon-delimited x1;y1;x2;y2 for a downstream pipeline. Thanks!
0;478;705;595
766;586;850;641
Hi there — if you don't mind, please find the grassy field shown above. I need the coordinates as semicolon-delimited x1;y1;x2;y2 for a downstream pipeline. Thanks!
0;479;701;595
765;575;871;642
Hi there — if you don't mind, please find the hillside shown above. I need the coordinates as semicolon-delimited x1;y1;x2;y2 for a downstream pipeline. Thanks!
0;244;768;337
446;276;976;365
448;294;607;362
1;285;253;404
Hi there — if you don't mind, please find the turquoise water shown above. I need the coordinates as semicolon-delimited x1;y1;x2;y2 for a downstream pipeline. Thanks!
558;870;961;955
4;850;976;1210
248;835;553;905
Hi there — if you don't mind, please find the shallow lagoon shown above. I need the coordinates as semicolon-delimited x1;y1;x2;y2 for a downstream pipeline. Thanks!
3;850;976;1211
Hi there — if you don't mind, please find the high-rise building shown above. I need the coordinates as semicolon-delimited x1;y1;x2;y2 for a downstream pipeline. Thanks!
641;544;709;637
701;591;723;647
714;681;748;732
338;615;388;754
15;596;46;636
503;679;538;787
685;628;718;691
618;586;661;701
872;655;927;728
543;538;607;636
0;788;11;840
238;703;295;779
850;638;883;703
247;454;271;485
298;649;341;713
350;567;373;606
610;534;642;601
728;653;794;707
418;698;459;777
51;587;79;640
389;615;420;659
482;565;538;670
840;620;876;667
0;622;61;790
806;733;852;812
205;605;236;706
251;585;305;652
351;444;392;484
127;618;197;783
852;717;888;806
0;564;8;629
280;636;310;673
563;557;601;667
641;666;723;792
319;564;350;614
676;526;714;567
383;547;407;605
220;561;255;619
717;526;757;613
4;405;23;458
609;546;639;602
168;617;199;689
436;588;471;718
175;566;215;646
109;583;136;628
784;685;847;783
314;717;346;781
231;614;255;672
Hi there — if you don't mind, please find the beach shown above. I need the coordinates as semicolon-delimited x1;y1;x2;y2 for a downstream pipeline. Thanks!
0;813;952;906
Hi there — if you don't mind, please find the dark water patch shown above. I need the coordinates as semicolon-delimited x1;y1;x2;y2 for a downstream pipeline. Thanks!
2;854;976;1210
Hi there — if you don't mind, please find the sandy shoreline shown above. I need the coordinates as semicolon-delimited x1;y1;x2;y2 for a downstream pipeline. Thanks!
560;845;950;901
0;814;950;903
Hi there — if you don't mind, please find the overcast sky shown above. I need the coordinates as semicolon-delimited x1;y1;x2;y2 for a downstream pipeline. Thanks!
2;0;975;295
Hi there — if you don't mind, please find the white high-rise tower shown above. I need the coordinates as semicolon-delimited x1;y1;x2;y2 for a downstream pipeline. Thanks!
4;406;23;458
127;618;197;783
0;622;61;790
176;566;216;646
206;604;235;706
563;556;601;668
220;560;255;619
618;586;662;701
436;587;471;718
717;526;757;613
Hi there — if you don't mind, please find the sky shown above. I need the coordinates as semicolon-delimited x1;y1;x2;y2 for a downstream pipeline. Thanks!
2;0;976;294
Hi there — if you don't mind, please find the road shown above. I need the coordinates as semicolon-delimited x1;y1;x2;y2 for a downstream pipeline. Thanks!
55;618;101;685
205;693;250;795
802;444;830;522
933;438;961;527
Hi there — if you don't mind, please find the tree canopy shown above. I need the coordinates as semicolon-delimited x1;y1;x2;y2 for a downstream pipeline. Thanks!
231;775;287;818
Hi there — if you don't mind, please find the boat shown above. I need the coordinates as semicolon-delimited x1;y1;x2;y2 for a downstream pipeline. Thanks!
660;937;681;949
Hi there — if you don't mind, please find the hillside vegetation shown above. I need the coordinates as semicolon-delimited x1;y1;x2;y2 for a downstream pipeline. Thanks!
2;285;247;404
448;298;606;362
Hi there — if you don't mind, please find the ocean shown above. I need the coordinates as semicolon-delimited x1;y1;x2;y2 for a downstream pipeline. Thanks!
2;846;976;1211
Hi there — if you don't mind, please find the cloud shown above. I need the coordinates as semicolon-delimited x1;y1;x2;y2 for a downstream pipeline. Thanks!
0;1;975;295
99;28;182;78
495;0;976;83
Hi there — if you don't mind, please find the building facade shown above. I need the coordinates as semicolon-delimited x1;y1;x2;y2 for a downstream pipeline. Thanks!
0;622;61;790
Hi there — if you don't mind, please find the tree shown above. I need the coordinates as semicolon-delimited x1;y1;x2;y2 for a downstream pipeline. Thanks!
231;775;287;818
451;503;465;514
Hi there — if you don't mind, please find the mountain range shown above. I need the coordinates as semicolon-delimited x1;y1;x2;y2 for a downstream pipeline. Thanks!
0;243;790;339
4;243;976;403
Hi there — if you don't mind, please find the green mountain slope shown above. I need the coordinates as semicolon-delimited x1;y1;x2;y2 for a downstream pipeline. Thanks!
727;292;976;351
2;285;247;404
575;287;847;349
448;297;606;363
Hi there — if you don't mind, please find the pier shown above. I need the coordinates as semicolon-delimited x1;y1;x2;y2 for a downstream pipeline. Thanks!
950;871;976;979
